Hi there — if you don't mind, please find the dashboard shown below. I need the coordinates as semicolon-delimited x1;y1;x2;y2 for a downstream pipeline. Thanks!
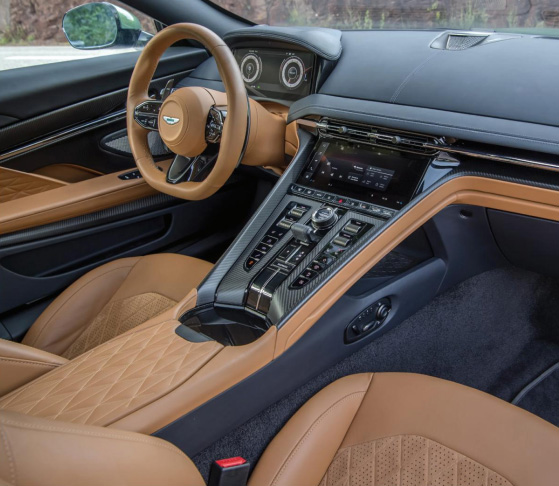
233;48;315;102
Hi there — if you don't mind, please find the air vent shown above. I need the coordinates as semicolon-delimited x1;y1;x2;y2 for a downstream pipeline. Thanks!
317;119;439;155
446;34;488;50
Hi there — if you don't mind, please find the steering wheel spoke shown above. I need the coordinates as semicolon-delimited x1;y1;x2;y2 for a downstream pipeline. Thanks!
134;100;162;131
166;153;218;184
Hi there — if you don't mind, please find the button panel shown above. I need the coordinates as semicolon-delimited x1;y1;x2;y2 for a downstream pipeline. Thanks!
289;184;396;220
243;202;310;271
134;100;162;131
118;169;142;180
289;219;372;289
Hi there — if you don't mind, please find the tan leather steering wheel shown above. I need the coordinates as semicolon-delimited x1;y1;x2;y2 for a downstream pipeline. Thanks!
126;23;249;200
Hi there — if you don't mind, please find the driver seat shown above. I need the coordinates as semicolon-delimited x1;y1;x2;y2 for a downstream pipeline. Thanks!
18;254;213;360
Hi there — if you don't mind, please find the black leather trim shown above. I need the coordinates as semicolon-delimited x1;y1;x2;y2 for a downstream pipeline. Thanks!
224;25;343;60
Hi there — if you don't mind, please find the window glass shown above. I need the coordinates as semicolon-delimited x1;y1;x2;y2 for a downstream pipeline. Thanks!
0;0;156;71
210;0;559;36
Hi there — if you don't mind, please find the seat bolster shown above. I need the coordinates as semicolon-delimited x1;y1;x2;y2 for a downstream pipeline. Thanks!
342;373;559;486
110;253;214;303
248;373;373;486
0;410;205;486
0;340;68;397
22;257;140;355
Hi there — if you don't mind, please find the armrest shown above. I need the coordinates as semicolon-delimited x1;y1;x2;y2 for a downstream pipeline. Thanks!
0;410;205;486
0;339;68;397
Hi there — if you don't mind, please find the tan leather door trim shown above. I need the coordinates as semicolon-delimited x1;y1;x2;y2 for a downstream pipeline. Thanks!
0;167;67;204
275;176;559;356
0;160;171;235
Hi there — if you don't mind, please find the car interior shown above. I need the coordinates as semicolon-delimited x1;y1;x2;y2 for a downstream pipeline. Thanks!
0;0;559;484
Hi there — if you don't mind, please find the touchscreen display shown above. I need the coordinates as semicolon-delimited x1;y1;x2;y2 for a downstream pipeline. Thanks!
233;48;314;101
297;140;429;210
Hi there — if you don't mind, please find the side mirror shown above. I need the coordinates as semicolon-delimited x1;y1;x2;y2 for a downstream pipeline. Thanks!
62;2;153;50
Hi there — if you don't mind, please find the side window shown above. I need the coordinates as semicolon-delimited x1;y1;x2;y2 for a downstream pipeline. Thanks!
0;1;157;72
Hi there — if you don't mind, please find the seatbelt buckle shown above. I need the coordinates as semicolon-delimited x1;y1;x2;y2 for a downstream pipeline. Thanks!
208;456;250;486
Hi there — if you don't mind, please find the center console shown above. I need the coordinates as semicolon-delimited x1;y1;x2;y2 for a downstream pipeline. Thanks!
180;121;439;344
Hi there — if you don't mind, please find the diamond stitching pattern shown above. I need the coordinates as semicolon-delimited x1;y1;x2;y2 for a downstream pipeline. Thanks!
0;321;223;426
0;170;64;203
62;292;176;360
319;435;512;486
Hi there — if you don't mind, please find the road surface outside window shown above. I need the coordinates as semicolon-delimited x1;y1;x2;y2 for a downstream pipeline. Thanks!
0;0;155;71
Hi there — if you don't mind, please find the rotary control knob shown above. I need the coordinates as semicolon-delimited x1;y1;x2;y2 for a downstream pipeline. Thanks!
311;207;338;230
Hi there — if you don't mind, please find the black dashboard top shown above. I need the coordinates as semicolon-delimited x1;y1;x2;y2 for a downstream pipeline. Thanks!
319;30;559;130
224;25;343;61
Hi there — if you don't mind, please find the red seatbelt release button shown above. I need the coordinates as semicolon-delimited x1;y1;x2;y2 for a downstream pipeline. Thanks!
209;456;250;486
216;457;247;468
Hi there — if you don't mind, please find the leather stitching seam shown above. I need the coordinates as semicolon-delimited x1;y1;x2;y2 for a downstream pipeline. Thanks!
270;390;367;486
0;420;16;485
0;358;61;368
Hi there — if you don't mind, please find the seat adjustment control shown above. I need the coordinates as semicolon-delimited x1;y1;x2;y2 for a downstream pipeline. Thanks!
345;298;392;343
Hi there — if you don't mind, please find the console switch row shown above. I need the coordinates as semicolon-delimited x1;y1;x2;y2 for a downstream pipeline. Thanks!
244;203;310;271
290;184;396;219
290;219;371;289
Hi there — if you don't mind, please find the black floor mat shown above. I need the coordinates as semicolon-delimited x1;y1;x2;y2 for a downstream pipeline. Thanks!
192;266;559;479
512;362;559;427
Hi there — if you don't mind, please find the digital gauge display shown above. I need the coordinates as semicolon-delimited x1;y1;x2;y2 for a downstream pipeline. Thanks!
234;48;314;101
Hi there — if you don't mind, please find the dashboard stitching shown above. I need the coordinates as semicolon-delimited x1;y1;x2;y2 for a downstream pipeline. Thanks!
390;51;443;103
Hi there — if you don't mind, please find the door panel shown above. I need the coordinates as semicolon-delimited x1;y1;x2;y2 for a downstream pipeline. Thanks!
0;43;264;341
0;175;257;337
0;47;207;132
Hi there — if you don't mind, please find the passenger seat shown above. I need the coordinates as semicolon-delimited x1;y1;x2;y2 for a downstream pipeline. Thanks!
1;373;558;485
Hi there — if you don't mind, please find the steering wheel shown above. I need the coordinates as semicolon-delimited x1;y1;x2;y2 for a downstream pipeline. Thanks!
126;24;249;200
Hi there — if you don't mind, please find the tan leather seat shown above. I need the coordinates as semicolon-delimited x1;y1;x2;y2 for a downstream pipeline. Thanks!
17;254;212;360
1;372;559;486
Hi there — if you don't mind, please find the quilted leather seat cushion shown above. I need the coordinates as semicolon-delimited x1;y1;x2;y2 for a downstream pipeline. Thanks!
0;320;223;426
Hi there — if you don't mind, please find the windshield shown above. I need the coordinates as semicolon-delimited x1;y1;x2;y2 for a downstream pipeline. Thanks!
211;0;559;35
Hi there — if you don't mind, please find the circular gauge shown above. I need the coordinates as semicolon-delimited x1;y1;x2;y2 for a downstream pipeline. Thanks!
280;56;305;90
240;53;262;84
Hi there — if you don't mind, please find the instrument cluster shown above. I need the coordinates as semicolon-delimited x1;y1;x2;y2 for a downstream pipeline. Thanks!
233;48;315;102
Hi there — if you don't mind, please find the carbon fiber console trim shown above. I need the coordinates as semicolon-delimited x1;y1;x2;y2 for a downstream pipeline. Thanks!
195;130;315;305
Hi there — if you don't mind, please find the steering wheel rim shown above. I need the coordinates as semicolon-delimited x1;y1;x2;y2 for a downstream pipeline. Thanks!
126;23;248;200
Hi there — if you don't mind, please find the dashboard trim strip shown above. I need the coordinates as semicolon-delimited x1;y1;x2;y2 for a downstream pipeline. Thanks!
426;143;559;174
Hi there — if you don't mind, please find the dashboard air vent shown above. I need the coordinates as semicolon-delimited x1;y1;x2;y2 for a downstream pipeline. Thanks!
316;119;439;155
